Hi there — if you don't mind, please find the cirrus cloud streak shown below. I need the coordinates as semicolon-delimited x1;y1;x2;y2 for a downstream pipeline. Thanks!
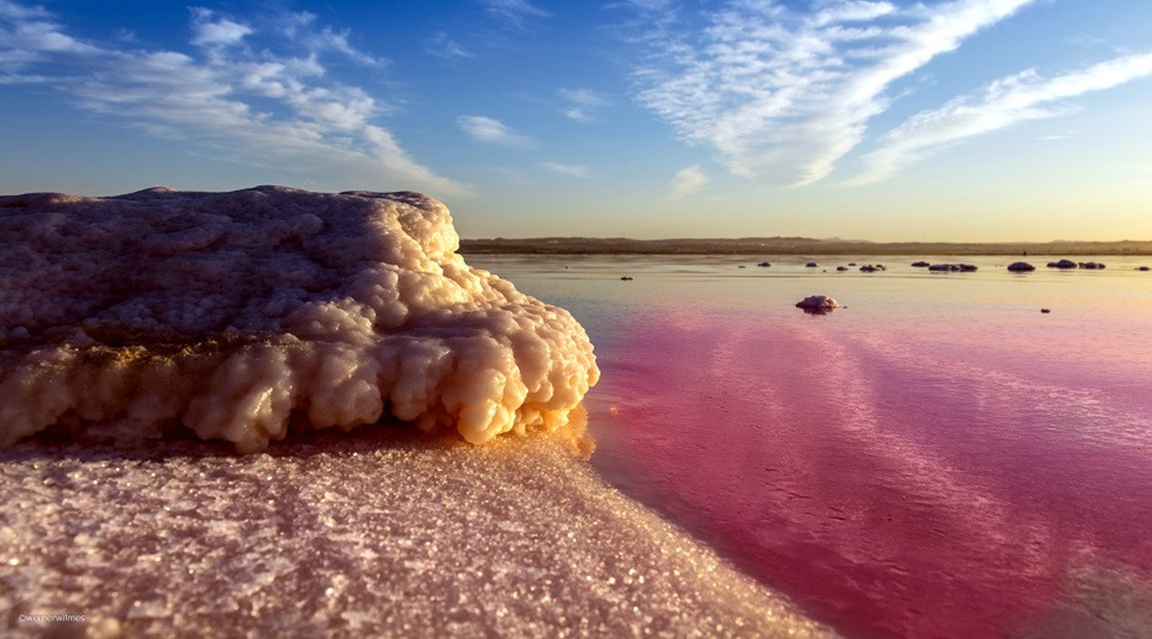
0;1;466;195
458;115;534;147
633;0;1039;186
853;53;1152;183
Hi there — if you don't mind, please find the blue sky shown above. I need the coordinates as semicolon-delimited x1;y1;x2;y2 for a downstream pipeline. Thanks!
1;0;1150;241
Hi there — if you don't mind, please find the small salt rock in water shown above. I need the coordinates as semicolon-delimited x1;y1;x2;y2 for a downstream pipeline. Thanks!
1007;261;1036;272
795;295;840;314
1041;308;1051;313
620;275;634;281
928;263;978;272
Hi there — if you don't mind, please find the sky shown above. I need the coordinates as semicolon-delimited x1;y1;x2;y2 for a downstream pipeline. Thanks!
1;0;1151;241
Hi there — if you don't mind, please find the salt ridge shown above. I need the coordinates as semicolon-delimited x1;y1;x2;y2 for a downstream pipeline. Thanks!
0;186;599;451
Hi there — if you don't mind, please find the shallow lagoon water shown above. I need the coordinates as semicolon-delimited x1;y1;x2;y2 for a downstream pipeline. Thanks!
476;254;1152;638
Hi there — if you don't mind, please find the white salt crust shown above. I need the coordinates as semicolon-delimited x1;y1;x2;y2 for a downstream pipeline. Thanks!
0;186;598;451
0;432;834;638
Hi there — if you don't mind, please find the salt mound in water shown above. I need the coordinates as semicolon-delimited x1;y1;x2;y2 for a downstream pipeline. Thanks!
0;186;598;452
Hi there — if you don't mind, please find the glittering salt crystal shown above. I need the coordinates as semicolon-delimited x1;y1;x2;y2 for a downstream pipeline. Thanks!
166;499;197;513
127;599;169;620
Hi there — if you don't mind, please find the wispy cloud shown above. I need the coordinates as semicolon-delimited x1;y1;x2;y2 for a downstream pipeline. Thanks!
483;0;549;29
559;88;610;122
458;115;533;147
852;53;1152;183
271;10;385;67
427;31;473;60
540;162;591;178
634;0;1038;186
0;1;459;194
560;88;610;107
670;164;709;198
562;108;590;123
0;0;95;64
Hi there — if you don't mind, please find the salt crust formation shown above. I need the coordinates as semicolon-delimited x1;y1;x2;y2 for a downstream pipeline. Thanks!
0;186;598;451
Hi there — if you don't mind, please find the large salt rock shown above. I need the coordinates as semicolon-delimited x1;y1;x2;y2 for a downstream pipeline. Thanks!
0;186;598;451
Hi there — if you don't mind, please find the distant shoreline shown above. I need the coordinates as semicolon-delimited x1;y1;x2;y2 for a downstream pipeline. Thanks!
460;237;1152;256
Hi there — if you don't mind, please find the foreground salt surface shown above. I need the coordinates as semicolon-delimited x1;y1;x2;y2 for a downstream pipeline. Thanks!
0;431;833;638
0;186;597;450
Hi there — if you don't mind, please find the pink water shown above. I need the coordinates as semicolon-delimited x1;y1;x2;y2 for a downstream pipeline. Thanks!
478;255;1152;638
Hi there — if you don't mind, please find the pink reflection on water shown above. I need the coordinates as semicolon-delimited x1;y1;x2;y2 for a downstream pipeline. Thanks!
590;306;1152;638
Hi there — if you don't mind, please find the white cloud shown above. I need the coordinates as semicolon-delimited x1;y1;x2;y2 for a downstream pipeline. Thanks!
853;53;1152;183
0;1;462;195
540;162;591;178
564;107;592;123
0;0;95;67
670;164;709;198
458;115;533;147
190;8;253;48
0;0;48;21
634;0;1038;186
814;1;897;25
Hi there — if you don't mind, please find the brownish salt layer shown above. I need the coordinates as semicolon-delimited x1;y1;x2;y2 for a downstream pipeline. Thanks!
0;430;834;638
0;186;598;451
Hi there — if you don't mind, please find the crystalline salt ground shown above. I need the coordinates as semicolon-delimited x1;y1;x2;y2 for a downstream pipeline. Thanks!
0;430;833;638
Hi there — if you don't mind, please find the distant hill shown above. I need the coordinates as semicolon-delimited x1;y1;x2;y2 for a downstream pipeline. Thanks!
459;237;1152;256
